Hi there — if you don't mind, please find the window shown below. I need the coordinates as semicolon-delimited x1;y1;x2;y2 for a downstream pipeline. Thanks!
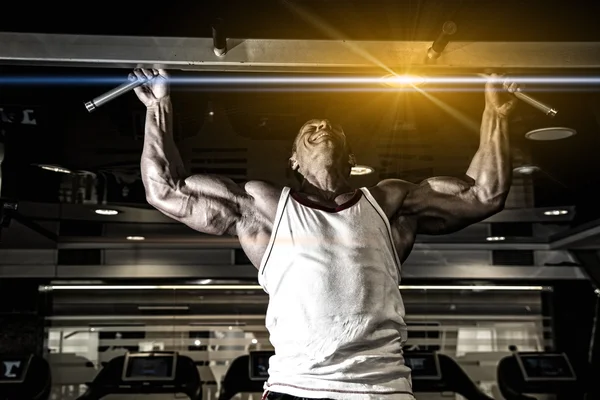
456;327;497;357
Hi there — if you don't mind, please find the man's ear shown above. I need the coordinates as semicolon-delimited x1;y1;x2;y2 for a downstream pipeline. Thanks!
290;154;299;170
348;153;357;167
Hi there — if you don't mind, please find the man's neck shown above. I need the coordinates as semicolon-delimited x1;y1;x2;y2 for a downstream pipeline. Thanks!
299;173;353;201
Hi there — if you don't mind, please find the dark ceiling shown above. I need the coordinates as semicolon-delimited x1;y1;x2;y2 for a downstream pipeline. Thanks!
3;0;600;41
2;0;600;231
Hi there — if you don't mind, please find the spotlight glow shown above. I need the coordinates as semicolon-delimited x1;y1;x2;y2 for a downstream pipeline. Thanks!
544;210;568;216
36;164;72;174
513;165;540;175
95;209;119;216
486;236;505;241
126;236;145;241
351;165;375;176
381;74;426;88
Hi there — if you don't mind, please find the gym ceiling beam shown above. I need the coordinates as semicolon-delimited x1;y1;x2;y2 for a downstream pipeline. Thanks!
1;32;600;72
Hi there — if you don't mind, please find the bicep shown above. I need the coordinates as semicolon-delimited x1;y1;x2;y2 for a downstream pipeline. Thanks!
147;174;250;236
403;177;498;235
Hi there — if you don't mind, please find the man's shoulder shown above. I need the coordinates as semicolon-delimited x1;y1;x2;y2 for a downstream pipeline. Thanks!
366;179;416;218
241;180;286;209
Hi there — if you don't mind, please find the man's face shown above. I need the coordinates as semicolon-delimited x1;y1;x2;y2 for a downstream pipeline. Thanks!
291;119;349;171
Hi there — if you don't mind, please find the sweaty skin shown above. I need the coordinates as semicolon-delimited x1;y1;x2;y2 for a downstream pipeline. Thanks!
133;68;517;267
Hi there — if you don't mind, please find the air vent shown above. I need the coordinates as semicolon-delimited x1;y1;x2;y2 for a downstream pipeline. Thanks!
491;223;533;237
492;250;534;266
60;221;103;236
57;249;101;265
190;148;248;182
234;249;252;265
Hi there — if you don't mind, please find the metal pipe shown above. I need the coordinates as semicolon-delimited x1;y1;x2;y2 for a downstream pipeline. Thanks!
427;21;458;60
513;89;558;117
212;18;227;57
84;78;147;112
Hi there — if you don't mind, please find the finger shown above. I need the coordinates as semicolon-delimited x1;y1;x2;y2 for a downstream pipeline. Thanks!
157;69;169;78
141;69;154;80
133;69;146;81
128;73;137;81
508;82;520;93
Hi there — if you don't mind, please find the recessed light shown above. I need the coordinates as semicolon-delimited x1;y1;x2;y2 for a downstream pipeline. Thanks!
35;164;72;174
126;236;145;241
525;127;576;141
544;210;568;216
486;236;505;241
513;165;540;175
251;339;258;344
95;209;119;216
351;165;375;176
194;340;201;346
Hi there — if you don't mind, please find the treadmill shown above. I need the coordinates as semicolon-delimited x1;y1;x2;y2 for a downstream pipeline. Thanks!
77;351;202;400
219;350;492;400
497;351;595;399
404;351;493;400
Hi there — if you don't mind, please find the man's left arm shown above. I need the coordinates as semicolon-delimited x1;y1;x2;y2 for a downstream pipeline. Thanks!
399;76;518;235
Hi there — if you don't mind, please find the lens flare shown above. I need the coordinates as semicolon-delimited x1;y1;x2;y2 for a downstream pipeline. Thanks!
381;74;427;88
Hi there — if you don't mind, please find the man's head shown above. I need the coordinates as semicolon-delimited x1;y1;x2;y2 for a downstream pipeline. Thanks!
289;119;356;182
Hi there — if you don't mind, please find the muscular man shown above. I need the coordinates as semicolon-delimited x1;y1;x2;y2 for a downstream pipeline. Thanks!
133;68;517;400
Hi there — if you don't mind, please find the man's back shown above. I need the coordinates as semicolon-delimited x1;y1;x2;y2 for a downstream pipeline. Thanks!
259;187;413;400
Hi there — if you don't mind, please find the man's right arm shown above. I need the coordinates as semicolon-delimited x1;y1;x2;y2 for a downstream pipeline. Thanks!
136;69;252;236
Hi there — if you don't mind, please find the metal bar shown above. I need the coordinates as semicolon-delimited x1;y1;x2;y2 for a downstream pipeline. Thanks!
15;201;573;224
570;250;600;290
31;264;587;280
2;32;600;72
54;239;551;251
10;212;58;242
550;218;600;249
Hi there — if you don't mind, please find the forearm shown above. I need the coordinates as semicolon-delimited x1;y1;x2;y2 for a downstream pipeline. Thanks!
141;97;187;202
465;108;512;205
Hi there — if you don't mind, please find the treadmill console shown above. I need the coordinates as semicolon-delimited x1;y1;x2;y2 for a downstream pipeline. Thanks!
404;352;442;380
515;352;576;382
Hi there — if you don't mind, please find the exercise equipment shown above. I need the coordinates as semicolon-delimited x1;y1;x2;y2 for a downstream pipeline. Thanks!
76;351;202;400
84;77;149;112
497;351;596;399
404;351;493;400
0;354;51;400
83;71;557;116
218;352;268;400
218;350;491;400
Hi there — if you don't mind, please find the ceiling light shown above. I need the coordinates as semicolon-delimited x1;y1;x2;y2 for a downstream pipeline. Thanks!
525;127;576;141
35;164;72;174
126;236;145;241
41;284;546;291
486;236;505;241
544;209;568;216
194;340;201;346
95;209;119;216
251;339;258;344
381;74;426;88
351;165;375;176
513;165;540;175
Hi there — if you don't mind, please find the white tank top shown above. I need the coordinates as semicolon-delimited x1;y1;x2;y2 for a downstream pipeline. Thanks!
258;187;414;400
